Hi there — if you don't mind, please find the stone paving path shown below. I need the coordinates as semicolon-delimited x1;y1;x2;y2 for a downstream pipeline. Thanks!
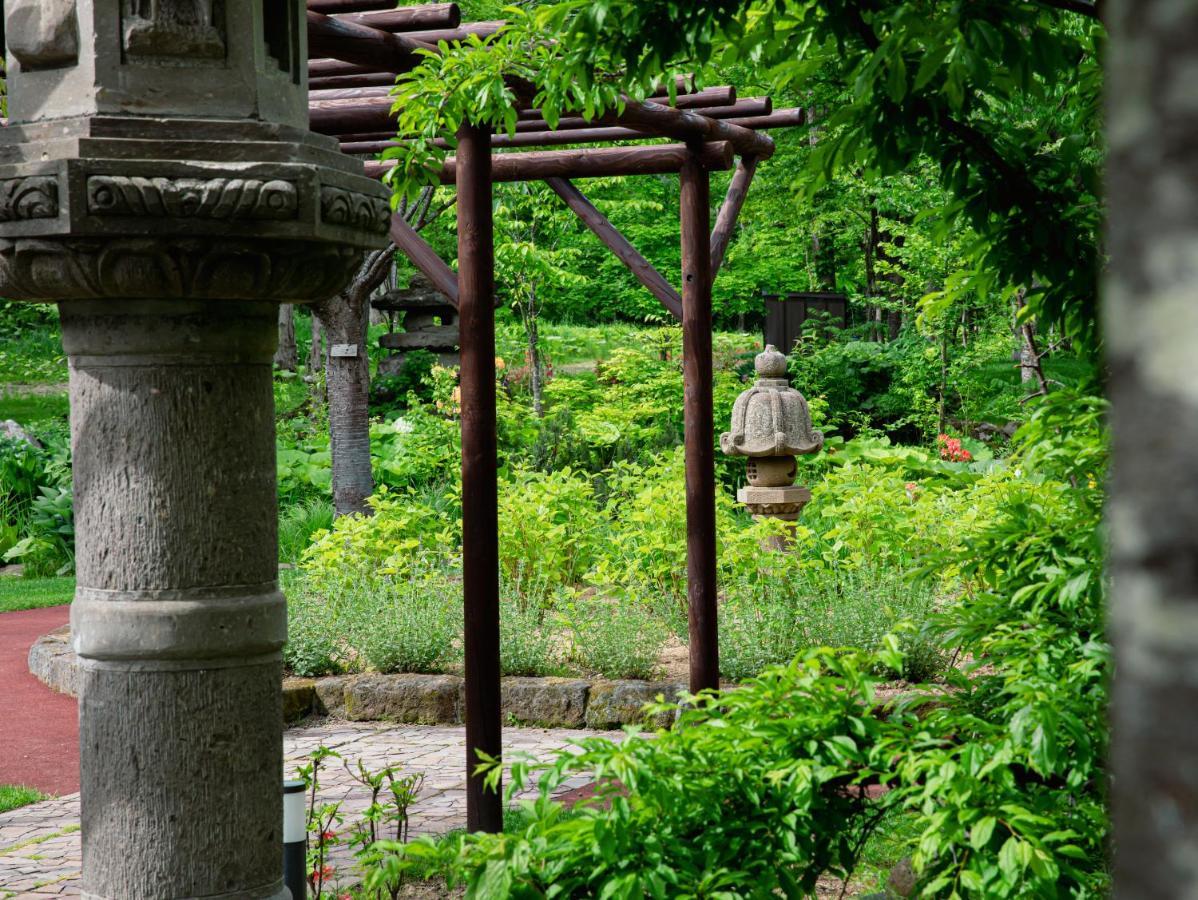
0;721;614;898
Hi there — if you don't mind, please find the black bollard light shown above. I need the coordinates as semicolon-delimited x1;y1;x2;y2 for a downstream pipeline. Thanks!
283;779;307;899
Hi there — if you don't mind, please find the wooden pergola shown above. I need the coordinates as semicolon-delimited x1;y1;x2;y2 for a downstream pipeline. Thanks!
304;0;805;832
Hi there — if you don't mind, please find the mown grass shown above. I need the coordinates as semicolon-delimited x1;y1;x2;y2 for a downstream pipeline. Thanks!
0;576;74;613
0;391;69;424
0;784;45;813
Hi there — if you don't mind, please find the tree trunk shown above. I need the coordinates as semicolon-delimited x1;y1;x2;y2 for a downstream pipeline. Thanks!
523;283;544;418
1107;3;1198;895
314;248;394;518
274;304;297;371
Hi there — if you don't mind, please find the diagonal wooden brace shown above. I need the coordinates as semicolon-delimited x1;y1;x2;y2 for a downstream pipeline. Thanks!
389;213;460;306
709;156;758;281
544;177;683;321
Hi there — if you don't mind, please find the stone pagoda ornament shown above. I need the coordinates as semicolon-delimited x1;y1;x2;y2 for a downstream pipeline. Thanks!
720;345;824;543
0;2;389;898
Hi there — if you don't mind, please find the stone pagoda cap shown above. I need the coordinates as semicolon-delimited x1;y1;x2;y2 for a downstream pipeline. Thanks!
720;344;824;458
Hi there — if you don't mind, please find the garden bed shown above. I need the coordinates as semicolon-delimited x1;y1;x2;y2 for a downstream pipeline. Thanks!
29;628;685;729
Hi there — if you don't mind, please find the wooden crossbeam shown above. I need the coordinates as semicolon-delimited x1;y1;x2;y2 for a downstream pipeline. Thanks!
709;156;758;278
306;11;434;72
363;141;735;182
329;5;461;32
308;0;396;12
545;177;683;321
616;99;775;160
389;214;459;306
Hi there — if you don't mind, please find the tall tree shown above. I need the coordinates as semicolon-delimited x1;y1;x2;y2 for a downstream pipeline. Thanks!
1106;0;1198;893
274;305;297;371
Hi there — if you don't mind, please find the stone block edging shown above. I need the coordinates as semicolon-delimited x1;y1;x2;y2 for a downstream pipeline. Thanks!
29;630;685;730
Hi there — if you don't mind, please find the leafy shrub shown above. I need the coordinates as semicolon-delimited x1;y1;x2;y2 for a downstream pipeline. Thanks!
567;595;666;680
284;587;344;677
500;594;562;676
351;579;461;674
4;485;74;576
278;497;334;564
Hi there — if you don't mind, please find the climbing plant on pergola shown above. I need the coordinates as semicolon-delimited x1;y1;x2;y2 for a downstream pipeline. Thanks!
305;0;806;833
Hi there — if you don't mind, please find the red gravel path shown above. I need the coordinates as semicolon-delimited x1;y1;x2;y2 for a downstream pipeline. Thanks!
0;605;78;796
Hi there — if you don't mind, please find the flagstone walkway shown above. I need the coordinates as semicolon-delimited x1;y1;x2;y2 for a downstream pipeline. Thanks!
0;721;615;898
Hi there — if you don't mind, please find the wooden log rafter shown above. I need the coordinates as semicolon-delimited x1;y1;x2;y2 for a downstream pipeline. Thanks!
306;11;434;73
328;5;461;32
362;141;735;182
545;177;682;320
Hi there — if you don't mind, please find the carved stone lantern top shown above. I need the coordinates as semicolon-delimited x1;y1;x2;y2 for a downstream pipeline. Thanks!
720;344;824;458
0;0;390;306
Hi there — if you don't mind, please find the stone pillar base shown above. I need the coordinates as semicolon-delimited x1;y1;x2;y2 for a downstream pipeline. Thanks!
738;484;812;551
62;300;287;900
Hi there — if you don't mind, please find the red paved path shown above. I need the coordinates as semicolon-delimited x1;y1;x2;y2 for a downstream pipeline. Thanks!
0;605;78;796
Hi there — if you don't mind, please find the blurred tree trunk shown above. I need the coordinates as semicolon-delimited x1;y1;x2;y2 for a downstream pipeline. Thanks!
1107;1;1198;894
313;248;394;518
274;305;297;371
307;314;324;376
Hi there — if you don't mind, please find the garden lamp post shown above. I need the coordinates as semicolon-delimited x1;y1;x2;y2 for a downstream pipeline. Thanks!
720;345;824;548
0;1;388;896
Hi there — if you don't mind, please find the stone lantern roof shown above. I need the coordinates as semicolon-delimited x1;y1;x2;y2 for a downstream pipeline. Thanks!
720;345;824;458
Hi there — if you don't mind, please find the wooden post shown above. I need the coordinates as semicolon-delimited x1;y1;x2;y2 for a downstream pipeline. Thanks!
456;120;502;834
680;147;719;693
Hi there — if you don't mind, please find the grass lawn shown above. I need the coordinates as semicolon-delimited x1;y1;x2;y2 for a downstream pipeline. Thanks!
0;390;69;423
0;784;45;813
0;576;74;613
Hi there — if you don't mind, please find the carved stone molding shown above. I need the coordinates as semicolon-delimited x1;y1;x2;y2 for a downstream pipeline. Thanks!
0;177;61;223
8;0;80;70
0;237;363;303
321;187;391;235
122;0;226;62
87;176;299;221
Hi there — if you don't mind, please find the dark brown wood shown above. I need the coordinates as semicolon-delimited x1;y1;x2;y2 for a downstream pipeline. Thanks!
515;86;737;120
456;121;502;835
717;108;805;130
545;178;682;320
709;156;758;277
362;141;736;182
330;4;460;32
308;0;397;12
310;71;397;90
313;94;766;138
389;214;460;306
680;149;719;694
307;11;434;73
619;99;775;160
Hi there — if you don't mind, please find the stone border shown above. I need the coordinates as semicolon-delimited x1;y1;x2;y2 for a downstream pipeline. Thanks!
29;630;685;730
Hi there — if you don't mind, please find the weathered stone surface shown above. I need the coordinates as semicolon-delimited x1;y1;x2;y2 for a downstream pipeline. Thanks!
313;674;351;719
720;345;823;460
501;677;590;727
282;677;318;724
344;674;466;724
27;626;77;697
584;680;685;730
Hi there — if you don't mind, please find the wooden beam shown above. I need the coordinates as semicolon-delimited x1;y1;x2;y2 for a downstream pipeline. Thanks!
389;214;459;306
515;86;737;120
545;178;682;321
709;156;758;278
361;141;736;182
330;4;460;32
311;94;767;137
680;150;719;694
306;11;434;73
456;120;503;836
716;108;806;130
308;0;396;12
617;99;775;160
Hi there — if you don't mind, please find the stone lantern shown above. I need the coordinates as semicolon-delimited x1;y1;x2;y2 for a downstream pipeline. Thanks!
720;345;823;544
0;2;389;897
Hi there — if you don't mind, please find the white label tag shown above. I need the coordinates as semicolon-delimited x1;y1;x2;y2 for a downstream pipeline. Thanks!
330;343;359;358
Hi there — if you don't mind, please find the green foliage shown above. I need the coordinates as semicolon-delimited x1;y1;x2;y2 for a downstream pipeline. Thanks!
279;498;335;565
500;594;563;677
567;595;667;680
0;575;74;613
368;647;902;897
353;580;462;675
0;784;44;814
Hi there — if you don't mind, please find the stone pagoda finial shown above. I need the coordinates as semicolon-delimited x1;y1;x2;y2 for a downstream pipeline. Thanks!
721;345;824;545
0;2;389;898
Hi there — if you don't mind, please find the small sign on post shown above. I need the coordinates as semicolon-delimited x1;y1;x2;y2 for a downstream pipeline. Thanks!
330;343;359;358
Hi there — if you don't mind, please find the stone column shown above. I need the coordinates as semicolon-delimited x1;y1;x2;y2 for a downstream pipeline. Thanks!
0;3;391;897
64;300;284;897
